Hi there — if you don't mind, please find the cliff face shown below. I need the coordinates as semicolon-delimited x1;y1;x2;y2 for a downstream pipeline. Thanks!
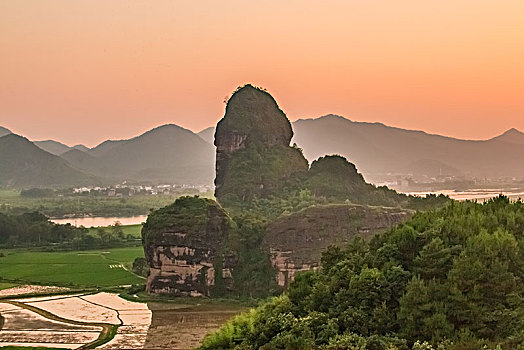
215;85;293;151
142;197;234;297
142;84;436;297
214;85;309;207
264;204;412;288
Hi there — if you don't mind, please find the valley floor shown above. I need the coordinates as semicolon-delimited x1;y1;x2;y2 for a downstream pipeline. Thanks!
0;292;144;349
0;247;145;288
0;287;246;350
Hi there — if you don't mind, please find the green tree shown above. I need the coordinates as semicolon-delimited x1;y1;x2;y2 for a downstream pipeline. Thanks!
448;229;524;340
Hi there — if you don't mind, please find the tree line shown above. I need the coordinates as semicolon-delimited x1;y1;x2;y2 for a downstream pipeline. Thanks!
201;196;524;349
0;212;136;250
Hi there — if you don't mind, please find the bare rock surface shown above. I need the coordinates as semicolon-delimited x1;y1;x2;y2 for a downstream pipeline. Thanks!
142;196;234;297
265;204;412;287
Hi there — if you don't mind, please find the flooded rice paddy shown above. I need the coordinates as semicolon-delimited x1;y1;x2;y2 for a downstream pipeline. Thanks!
0;292;151;349
50;216;148;227
0;288;245;349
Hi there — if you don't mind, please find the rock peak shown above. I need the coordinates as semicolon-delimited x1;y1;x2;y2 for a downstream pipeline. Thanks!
492;127;524;145
216;84;293;148
214;85;308;204
503;127;523;135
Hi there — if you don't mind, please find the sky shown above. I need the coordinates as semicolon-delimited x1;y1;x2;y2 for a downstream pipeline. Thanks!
1;0;523;147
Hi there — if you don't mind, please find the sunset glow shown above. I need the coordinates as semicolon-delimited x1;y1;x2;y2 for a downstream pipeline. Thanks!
1;0;523;146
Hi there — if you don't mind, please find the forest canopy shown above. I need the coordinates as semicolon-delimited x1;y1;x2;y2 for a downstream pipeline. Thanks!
201;196;524;350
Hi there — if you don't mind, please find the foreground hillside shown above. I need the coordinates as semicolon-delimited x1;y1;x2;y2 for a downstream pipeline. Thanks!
202;196;524;350
0;134;99;187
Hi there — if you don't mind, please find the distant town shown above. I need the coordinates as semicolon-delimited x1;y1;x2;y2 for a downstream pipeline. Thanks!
71;183;214;197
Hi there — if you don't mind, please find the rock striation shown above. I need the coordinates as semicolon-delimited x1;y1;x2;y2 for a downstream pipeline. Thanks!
214;84;308;206
264;204;412;288
142;84;441;297
142;197;234;296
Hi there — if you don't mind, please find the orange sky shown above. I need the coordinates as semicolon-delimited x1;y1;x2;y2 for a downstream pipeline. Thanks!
1;0;523;147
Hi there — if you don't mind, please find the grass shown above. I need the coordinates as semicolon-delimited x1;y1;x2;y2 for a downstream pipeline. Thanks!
87;224;143;238
0;191;214;218
0;247;145;288
119;289;259;308
0;347;65;350
0;189;20;199
0;282;18;291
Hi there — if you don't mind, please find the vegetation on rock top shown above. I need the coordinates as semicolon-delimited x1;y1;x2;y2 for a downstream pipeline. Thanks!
214;86;448;214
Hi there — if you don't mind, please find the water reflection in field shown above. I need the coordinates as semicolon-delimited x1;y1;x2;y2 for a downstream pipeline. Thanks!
405;189;524;202
50;215;147;227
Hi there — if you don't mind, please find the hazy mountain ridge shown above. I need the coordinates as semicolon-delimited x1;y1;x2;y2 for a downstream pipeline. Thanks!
88;139;128;157
291;115;524;179
0;134;99;187
197;126;215;144
2;117;523;188
0;124;214;187
34;140;72;156
489;128;524;145
192;117;524;179
65;124;215;185
60;148;100;172
0;126;11;137
33;139;90;156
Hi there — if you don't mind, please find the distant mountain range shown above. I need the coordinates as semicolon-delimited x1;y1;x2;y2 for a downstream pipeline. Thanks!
197;127;215;145
291;115;524;179
0;124;214;187
0;134;98;187
1;115;524;188
68;124;215;185
197;116;524;180
0;126;11;138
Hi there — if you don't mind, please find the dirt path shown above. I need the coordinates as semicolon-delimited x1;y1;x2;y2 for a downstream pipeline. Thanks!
2;299;118;349
99;252;147;280
144;304;247;350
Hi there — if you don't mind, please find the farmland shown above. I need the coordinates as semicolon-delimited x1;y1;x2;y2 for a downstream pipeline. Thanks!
0;283;17;291
0;247;145;288
87;224;142;238
0;189;213;218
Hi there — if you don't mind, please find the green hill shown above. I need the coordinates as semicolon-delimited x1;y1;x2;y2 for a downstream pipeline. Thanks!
0;134;99;187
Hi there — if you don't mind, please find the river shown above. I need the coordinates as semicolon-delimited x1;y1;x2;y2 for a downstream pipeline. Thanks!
404;189;524;201
50;215;147;227
49;189;524;228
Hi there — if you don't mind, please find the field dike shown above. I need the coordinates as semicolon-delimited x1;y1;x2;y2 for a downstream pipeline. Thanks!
0;289;245;349
2;296;118;349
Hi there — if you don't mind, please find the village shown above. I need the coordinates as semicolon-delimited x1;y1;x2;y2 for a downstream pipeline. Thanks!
70;183;214;198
